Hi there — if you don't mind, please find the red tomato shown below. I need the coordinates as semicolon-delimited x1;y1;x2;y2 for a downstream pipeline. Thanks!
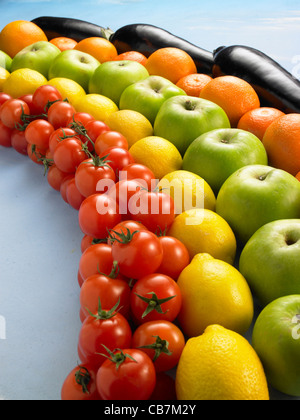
61;364;101;400
60;175;74;203
85;119;110;143
10;129;27;155
32;84;63;114
130;273;182;325
157;236;190;279
96;348;156;400
107;220;148;245
27;143;47;165
0;98;30;128
78;193;122;239
47;100;76;129
25;119;55;150
111;229;163;279
94;131;128;155
130;190;176;234
79;243;114;281
53;137;88;173
67;112;95;128
99;147;134;178
47;164;70;191
131;320;185;372
74;157;116;198
0;120;12;147
79;263;131;319
78;300;132;368
66;177;85;210
120;163;156;191
48;127;77;155
0;92;12;107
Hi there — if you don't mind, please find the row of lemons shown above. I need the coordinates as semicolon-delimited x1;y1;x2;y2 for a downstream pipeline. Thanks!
0;48;270;399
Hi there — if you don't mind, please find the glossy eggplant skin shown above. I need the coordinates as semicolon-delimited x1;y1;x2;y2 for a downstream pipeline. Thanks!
31;16;111;42
109;23;214;74
213;45;300;113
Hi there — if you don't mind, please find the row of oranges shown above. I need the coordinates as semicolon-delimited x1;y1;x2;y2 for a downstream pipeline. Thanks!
0;19;300;179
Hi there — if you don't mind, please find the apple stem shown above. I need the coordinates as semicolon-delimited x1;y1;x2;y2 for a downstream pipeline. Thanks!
185;100;196;111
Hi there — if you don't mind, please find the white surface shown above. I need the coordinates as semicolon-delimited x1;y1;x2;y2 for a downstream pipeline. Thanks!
0;146;83;400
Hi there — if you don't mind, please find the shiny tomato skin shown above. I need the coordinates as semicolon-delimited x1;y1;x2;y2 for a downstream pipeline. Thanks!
10;129;28;155
96;349;156;400
130;273;182;325
94;131;128;155
131;320;185;372
66;177;85;210
0;120;12;147
25;119;55;150
47;100;76;129
111;230;163;279
78;193;122;239
120;163;156;191
157;236;190;280
75;158;116;198
32;84;62;114
48;127;77;155
53;137;88;173
100;147;134;177
79;243;114;282
78;311;132;369
79;272;131;319
0;98;30;129
61;364;101;400
47;164;70;191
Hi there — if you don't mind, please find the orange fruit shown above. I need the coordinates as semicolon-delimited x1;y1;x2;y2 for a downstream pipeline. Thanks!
74;37;118;63
262;113;300;176
50;37;78;51
176;73;212;97
200;75;260;127
296;172;300;181
237;107;285;141
0;20;48;58
113;51;148;66
144;47;197;84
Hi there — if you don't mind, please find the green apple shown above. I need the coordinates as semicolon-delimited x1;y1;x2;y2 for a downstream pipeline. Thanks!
48;50;100;92
182;128;268;193
119;75;186;125
153;96;231;156
239;219;300;306
11;41;60;78
89;60;149;106
252;295;300;397
216;165;300;245
0;50;12;71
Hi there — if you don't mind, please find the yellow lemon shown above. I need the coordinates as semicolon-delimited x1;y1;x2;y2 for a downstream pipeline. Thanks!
177;253;254;337
3;68;47;98
48;77;86;106
167;208;236;264
158;170;216;214
74;93;118;121
175;324;270;400
0;67;10;91
129;136;183;180
104;109;153;148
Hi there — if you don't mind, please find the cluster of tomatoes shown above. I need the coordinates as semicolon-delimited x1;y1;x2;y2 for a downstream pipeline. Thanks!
0;85;192;400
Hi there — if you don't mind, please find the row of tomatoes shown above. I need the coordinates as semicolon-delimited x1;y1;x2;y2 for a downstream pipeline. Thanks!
0;85;191;400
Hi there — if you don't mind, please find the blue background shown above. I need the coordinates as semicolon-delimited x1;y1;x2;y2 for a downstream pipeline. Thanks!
0;0;300;401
